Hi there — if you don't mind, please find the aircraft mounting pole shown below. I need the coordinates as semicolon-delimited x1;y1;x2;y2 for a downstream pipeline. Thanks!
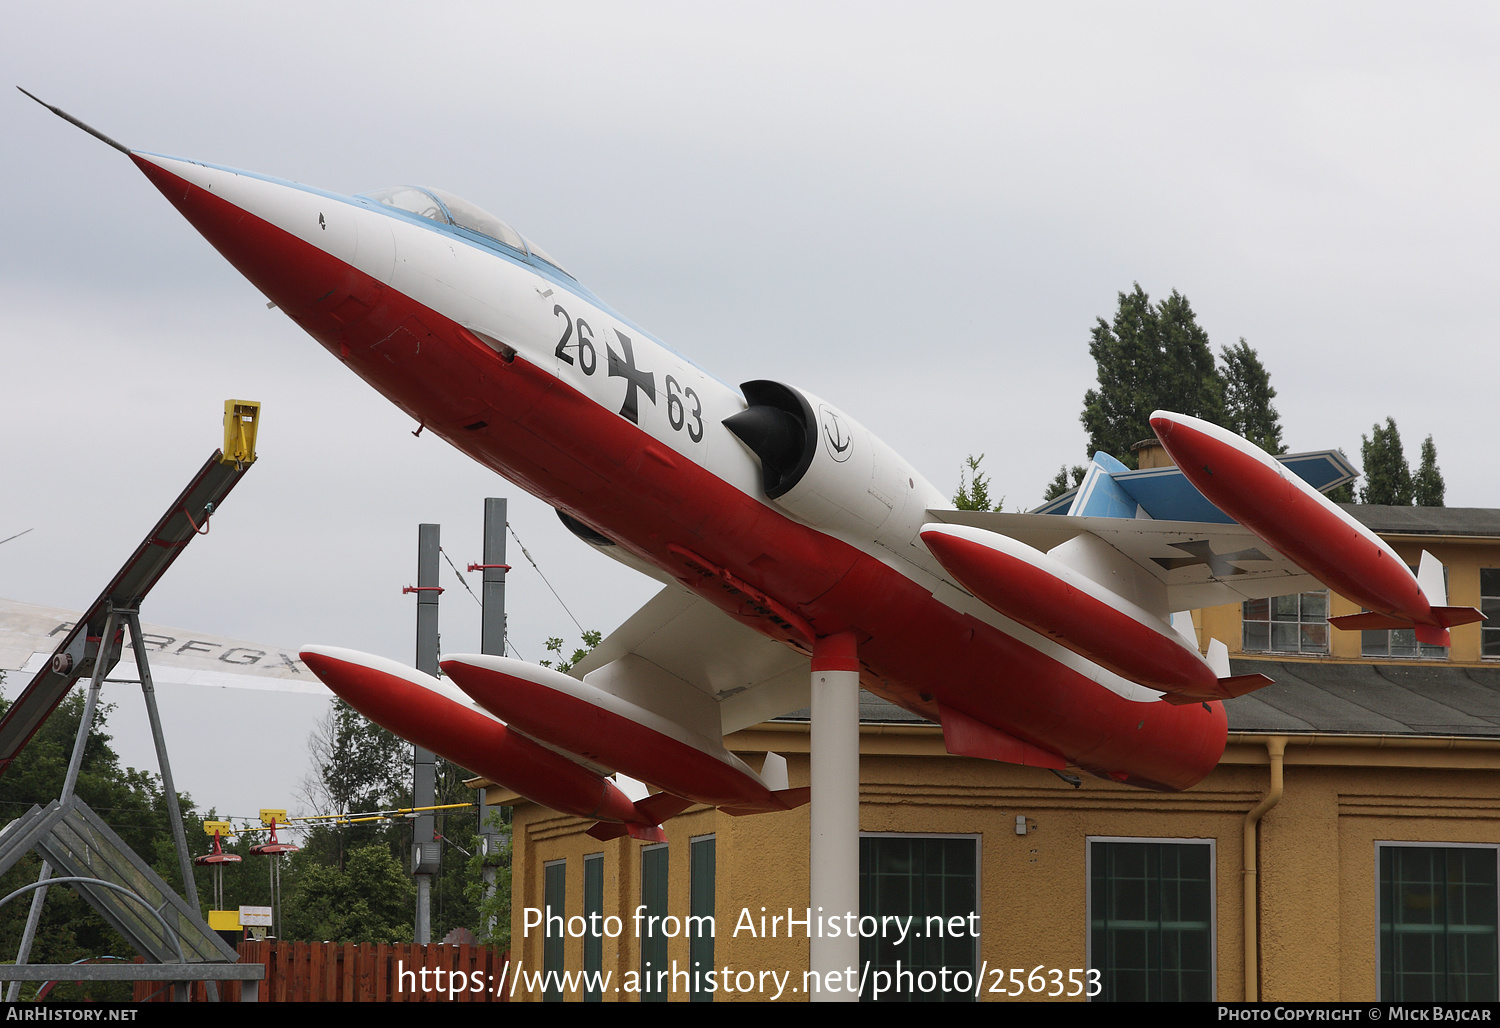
809;631;860;1001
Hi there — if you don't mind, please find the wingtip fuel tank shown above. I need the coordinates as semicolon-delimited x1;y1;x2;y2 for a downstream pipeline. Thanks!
1149;411;1483;647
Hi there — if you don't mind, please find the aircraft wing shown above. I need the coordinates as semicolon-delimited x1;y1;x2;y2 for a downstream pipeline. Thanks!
921;445;1356;620
570;584;810;736
1032;448;1358;519
0;598;317;693
924;510;1326;616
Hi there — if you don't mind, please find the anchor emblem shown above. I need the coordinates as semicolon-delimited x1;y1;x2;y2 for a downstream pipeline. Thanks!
821;407;852;463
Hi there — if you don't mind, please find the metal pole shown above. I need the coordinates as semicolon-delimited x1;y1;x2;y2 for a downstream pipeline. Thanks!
809;631;860;1002
481;498;508;658
7;606;120;999
479;499;508;939
413;524;440;944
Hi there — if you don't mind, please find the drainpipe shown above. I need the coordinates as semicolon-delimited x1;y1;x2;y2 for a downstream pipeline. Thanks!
1243;735;1286;1002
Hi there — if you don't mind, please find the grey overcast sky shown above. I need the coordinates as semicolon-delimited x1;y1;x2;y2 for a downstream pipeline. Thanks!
3;2;1498;818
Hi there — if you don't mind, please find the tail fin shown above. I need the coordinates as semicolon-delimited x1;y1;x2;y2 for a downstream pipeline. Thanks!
1417;550;1447;607
759;752;789;791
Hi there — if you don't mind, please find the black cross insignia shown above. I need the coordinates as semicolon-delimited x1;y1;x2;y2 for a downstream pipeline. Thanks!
607;330;656;425
1152;539;1270;577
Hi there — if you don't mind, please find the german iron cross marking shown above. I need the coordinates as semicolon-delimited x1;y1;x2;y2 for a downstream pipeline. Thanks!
607;330;656;425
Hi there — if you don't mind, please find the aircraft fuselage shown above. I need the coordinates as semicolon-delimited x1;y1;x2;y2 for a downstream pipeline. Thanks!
129;151;1227;791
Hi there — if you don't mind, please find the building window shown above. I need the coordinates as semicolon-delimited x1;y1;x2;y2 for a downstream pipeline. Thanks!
1361;627;1448;660
1482;570;1500;659
859;834;979;1002
691;836;715;1003
543;859;566;1003
641;844;668;1003
1242;592;1328;654
583;853;604;1003
1379;845;1498;1001
1088;838;1214;1001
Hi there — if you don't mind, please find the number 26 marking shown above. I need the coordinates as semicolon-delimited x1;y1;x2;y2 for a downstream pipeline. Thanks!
553;305;597;375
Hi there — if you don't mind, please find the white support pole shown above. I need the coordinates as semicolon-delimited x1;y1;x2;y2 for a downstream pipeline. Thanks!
809;631;860;1002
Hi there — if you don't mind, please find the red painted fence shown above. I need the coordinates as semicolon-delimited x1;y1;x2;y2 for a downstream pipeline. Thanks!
133;941;511;1002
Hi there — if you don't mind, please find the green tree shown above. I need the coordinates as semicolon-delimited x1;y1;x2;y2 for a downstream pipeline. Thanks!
1413;435;1446;507
953;454;999;512
290;697;494;943
1043;464;1087;503
1219;338;1285;454
1359;418;1414;505
280;844;415;943
1081;285;1224;469
465;809;513;949
539;630;603;675
1325;450;1356;504
298;700;412;871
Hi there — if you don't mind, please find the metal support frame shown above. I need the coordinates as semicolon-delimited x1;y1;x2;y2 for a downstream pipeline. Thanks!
5;605;223;1000
0;441;258;1002
7;605;119;1000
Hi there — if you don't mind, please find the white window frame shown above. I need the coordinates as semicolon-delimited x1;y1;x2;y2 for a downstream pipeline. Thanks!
859;832;982;1001
1086;835;1217;1002
1374;840;1500;1001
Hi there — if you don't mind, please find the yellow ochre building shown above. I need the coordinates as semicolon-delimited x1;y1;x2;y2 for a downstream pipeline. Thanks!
492;503;1500;1002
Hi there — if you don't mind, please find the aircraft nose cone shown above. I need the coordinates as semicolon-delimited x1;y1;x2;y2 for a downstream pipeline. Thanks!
130;152;364;314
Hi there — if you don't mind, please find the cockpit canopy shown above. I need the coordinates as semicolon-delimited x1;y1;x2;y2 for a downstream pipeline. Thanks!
361;185;573;279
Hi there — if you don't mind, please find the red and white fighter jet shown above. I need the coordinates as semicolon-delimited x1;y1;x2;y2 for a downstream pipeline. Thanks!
29;93;1480;837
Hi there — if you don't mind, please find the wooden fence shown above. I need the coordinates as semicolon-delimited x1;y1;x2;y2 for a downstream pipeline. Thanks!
133;941;511;1002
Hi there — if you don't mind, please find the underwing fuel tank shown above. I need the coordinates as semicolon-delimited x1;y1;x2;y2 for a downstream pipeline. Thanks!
299;646;683;841
440;653;809;816
920;524;1270;702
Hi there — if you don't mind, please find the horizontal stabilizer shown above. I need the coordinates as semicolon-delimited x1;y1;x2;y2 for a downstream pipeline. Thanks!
586;820;668;844
1161;673;1275;705
1433;605;1487;628
720;787;811;817
636;791;694;825
1328;611;1411;632
938;703;1066;768
1329;607;1483;634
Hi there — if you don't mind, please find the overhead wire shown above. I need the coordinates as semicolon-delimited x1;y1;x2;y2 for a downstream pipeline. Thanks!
506;521;585;634
438;544;524;661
